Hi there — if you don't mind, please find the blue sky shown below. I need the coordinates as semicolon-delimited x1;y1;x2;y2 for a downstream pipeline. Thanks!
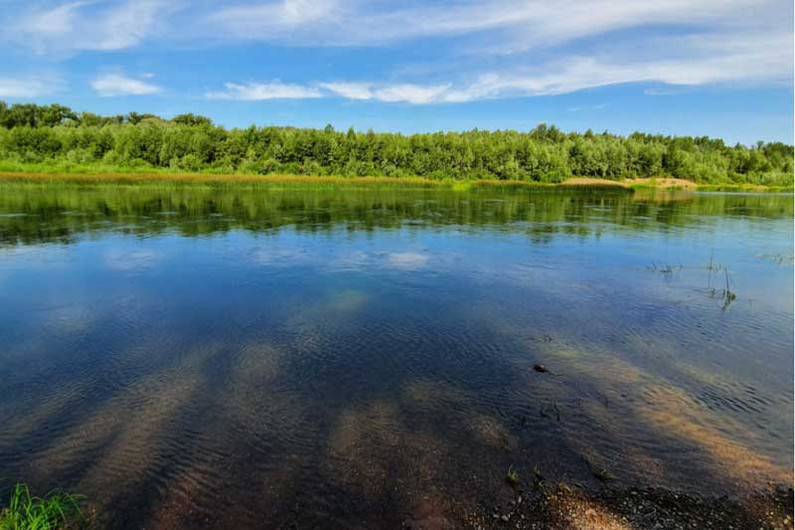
0;0;792;144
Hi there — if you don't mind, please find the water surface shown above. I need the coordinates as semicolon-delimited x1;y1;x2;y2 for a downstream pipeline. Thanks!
0;184;792;527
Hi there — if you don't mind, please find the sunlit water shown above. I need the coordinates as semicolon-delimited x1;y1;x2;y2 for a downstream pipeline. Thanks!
0;184;792;527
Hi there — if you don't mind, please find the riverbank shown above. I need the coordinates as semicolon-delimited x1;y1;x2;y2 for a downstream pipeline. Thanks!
450;484;793;529
0;171;790;193
0;171;632;192
4;482;789;529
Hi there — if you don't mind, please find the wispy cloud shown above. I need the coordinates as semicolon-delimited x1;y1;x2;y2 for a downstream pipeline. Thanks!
92;73;162;97
370;84;451;104
210;29;792;105
209;80;452;104
13;0;773;53
206;82;322;100
209;0;339;37
439;32;792;101
1;0;791;109
319;82;451;104
644;88;684;96
16;0;175;53
568;103;607;112
205;0;778;48
317;82;374;101
0;77;58;98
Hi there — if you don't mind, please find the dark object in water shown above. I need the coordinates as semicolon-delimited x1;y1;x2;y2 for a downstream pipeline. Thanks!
533;364;564;377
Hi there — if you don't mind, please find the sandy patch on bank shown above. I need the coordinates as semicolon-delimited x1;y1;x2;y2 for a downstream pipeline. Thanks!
627;178;698;189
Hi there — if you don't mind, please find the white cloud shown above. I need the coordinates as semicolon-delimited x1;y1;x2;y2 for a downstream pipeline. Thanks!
206;0;779;48
17;0;174;53
318;82;373;100
372;84;451;104
206;81;322;100
0;78;55;98
318;82;450;103
207;80;451;104
21;1;86;37
91;73;162;97
211;0;339;34
210;29;791;105
203;11;791;105
438;31;792;101
2;0;790;105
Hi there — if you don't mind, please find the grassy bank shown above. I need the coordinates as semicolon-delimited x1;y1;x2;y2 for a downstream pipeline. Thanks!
0;171;790;193
0;171;637;192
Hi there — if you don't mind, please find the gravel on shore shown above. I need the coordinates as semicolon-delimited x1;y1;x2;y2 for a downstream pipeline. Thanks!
406;484;793;529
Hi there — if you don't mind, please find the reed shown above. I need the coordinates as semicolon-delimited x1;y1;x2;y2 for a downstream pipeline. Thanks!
0;483;85;530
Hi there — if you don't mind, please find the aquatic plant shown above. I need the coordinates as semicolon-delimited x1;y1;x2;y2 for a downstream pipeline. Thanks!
592;467;616;482
506;466;520;488
648;261;683;275
722;269;737;306
703;265;738;309
707;251;723;271
532;466;547;492
757;253;795;265
0;483;85;530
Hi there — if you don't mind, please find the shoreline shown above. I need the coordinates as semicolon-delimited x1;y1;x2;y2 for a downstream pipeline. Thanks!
3;482;790;528
0;171;790;193
450;483;794;529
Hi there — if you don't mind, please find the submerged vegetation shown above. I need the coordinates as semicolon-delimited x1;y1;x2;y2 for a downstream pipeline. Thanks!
506;466;520;488
0;483;85;529
0;101;792;187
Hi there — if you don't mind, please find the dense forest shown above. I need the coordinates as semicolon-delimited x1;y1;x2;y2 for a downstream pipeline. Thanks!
0;101;792;185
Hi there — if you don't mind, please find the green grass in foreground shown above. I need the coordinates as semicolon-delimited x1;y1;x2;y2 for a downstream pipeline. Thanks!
0;484;85;530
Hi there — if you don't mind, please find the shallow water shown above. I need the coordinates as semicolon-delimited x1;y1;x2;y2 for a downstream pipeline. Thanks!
0;184;792;527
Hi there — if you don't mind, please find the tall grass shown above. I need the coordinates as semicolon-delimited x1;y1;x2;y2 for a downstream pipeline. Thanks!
0;171;636;193
0;484;85;530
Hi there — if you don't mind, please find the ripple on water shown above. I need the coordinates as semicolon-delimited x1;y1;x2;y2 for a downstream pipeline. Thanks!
0;187;791;527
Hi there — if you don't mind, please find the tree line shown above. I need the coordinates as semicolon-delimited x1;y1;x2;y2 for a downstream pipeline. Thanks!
0;101;791;185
